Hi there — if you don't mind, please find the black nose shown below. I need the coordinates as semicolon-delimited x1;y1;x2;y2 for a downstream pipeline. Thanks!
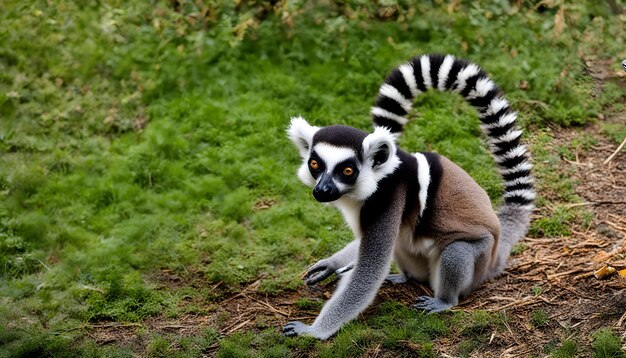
313;183;341;202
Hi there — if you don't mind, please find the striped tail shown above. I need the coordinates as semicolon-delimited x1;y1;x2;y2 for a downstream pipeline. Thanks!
372;54;535;210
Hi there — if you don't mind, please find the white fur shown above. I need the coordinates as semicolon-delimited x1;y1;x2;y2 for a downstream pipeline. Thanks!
312;143;357;173
413;153;431;217
504;189;536;201
349;127;401;201
371;106;408;125
490;129;523;144
499;162;533;175
399;63;419;98
331;196;363;238
287;116;319;159
493;145;527;164
419;56;433;89
394;225;439;282
437;55;455;91
465;77;495;101
479;97;509;118
504;176;534;187
379;83;413;112
481;112;517;130
411;237;438;259
297;163;316;187
454;64;480;93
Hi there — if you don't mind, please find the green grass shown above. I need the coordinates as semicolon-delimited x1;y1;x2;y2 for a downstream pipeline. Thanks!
551;339;580;358
602;123;626;148
531;309;549;328
592;329;625;358
1;0;625;356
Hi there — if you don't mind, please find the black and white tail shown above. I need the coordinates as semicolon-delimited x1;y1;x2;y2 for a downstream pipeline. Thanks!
372;54;535;211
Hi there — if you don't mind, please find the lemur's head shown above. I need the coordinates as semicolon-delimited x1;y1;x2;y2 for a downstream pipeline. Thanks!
287;117;400;202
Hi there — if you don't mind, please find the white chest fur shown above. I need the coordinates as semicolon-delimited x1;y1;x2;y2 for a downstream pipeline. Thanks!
396;224;439;262
331;197;363;239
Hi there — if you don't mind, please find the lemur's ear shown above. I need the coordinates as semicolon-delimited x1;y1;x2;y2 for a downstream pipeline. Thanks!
287;116;319;159
363;127;397;170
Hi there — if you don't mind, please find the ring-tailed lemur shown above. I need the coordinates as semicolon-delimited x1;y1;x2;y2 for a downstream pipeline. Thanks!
283;54;534;340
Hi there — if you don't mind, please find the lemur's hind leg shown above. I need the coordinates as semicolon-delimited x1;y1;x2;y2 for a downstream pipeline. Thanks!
414;234;494;313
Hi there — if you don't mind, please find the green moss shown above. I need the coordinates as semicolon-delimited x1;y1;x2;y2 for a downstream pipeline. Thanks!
531;309;549;328
510;243;528;256
529;206;593;237
602;123;626;148
551;339;579;358
592;329;625;358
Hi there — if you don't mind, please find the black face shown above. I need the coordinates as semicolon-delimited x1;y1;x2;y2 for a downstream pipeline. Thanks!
308;153;360;202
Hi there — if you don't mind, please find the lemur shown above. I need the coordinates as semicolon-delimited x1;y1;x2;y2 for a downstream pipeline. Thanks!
283;54;534;340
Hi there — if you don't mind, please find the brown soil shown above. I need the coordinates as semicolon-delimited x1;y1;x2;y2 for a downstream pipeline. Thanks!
90;66;626;357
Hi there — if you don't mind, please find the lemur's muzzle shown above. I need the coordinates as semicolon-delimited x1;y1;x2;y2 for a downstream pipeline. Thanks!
313;173;341;202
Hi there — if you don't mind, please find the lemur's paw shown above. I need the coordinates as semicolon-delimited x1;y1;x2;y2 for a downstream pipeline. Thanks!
384;273;408;284
283;321;312;337
304;259;336;286
413;296;453;313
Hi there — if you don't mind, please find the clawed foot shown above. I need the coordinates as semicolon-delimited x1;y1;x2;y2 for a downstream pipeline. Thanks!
413;296;453;313
304;260;354;286
283;321;312;337
304;259;337;286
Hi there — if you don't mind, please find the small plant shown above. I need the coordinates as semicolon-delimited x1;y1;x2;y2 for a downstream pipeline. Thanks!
511;243;528;256
592;328;625;358
551;340;578;358
531;309;549;327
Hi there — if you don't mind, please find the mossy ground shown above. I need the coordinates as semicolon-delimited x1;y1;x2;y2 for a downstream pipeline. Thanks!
1;1;625;356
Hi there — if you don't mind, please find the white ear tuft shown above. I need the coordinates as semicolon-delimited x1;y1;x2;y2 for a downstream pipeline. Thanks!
287;116;319;159
362;127;400;178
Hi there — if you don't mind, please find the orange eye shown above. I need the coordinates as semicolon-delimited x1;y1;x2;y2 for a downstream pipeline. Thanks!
343;167;354;176
310;159;319;170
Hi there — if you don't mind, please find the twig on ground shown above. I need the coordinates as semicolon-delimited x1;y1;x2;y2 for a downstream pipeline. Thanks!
221;279;261;304
89;323;141;329
488;296;539;312
606;220;626;234
547;268;587;280
221;318;252;335
573;272;595;280
564;201;626;208
241;293;289;317
616;310;626;327
603;135;626;165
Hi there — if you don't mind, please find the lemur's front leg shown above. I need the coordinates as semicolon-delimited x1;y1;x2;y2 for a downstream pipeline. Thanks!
284;194;404;340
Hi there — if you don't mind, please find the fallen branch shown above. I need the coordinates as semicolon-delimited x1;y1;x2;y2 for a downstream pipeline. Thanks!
242;293;289;317
488;296;539;312
547;268;587;280
563;201;626;208
604;135;626;165
222;318;253;335
89;323;141;329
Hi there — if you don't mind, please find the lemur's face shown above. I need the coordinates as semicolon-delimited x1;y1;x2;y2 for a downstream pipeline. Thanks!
306;143;360;202
287;117;400;202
